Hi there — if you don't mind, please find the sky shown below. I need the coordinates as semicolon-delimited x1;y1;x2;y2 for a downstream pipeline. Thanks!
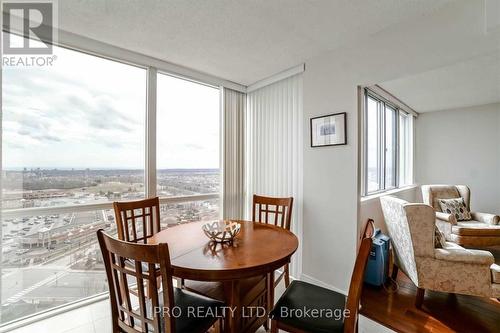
2;33;220;170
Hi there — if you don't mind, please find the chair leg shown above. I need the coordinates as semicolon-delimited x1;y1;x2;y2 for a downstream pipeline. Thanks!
284;264;290;288
217;318;223;333
224;312;231;333
415;288;425;308
263;319;269;331
391;263;398;280
270;319;278;333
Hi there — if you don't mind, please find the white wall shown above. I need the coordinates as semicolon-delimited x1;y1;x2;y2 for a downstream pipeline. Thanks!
301;0;499;292
416;103;500;215
358;187;418;235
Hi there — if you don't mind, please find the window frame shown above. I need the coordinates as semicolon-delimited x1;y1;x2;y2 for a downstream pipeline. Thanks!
362;88;414;197
398;110;413;188
364;94;382;193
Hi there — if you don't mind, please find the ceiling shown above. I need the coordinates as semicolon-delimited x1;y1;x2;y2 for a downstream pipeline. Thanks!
380;50;500;112
56;0;453;85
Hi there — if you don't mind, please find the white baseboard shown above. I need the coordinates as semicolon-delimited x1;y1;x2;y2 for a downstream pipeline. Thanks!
300;273;347;295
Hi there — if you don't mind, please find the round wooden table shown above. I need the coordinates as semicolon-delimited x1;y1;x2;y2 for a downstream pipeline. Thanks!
148;220;298;333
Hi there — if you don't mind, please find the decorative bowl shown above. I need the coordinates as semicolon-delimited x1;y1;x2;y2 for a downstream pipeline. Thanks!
202;220;241;243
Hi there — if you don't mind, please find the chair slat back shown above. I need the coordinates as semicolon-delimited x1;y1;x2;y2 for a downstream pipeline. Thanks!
97;229;175;333
113;197;161;244
359;218;375;241
344;233;373;333
252;195;294;230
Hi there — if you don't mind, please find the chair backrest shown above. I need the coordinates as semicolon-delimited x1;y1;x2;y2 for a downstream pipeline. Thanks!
359;218;375;241
252;195;294;230
113;197;161;243
343;233;373;333
380;196;436;287
421;184;471;211
97;229;175;333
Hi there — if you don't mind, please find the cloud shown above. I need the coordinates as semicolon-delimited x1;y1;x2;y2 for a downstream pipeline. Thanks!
16;128;61;143
3;64;143;151
37;134;62;142
5;140;24;150
103;141;124;148
17;129;31;136
85;97;135;131
2;39;220;169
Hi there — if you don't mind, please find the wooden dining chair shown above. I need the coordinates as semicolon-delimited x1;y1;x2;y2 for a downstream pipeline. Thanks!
360;218;375;240
269;220;373;333
113;197;169;298
97;229;224;333
114;197;228;304
113;197;161;244
252;194;294;288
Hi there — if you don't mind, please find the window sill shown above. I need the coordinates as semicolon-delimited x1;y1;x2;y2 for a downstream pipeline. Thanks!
2;193;220;219
360;184;418;204
0;293;109;332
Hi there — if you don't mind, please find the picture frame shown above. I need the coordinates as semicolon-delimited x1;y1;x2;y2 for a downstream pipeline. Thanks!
310;112;347;147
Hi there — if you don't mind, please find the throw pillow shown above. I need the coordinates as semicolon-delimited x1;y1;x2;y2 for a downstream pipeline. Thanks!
434;227;446;248
438;197;471;221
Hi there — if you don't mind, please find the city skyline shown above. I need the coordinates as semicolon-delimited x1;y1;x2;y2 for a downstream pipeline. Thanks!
1;167;221;322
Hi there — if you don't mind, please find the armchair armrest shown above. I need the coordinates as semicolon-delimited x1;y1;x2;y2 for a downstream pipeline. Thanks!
434;247;494;265
436;211;457;225
471;212;499;225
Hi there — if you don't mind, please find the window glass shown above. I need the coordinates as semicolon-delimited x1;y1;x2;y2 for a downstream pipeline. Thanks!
366;96;380;193
1;208;116;323
2;34;146;210
156;74;220;222
385;105;397;189
1;32;146;323
399;112;413;186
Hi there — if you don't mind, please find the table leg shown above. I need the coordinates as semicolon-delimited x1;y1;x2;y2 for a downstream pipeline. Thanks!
223;280;240;333
266;270;275;331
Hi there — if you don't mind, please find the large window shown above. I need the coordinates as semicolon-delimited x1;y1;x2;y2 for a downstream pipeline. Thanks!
363;89;414;196
1;33;146;324
1;33;221;324
156;74;220;226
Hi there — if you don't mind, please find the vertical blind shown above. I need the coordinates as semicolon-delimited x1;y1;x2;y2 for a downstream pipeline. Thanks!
222;88;246;219
245;73;303;278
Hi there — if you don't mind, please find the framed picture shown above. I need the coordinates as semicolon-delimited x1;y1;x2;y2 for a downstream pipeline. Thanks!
310;112;347;147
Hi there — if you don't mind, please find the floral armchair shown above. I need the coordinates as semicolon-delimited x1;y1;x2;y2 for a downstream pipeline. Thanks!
380;196;500;308
421;185;500;246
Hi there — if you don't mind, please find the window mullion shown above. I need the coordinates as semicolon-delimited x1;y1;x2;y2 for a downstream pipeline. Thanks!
146;67;157;198
395;110;400;188
366;92;372;195
380;101;386;191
